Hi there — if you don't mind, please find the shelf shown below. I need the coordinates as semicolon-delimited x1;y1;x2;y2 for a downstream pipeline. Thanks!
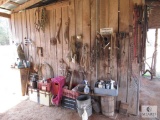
77;91;110;97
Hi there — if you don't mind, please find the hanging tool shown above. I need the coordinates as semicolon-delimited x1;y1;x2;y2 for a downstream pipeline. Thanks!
64;18;70;44
37;47;43;57
55;18;62;44
41;7;47;32
59;59;68;76
69;70;75;90
67;36;77;63
50;37;57;45
34;7;47;32
35;7;40;31
80;43;89;72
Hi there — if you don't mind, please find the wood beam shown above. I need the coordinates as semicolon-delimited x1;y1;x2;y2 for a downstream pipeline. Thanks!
0;12;10;18
12;0;70;13
0;0;20;6
0;0;8;6
12;0;42;13
46;1;70;10
0;7;11;14
8;1;20;6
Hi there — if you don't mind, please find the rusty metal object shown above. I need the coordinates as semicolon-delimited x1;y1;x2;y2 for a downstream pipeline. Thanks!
55;18;62;44
64;18;70;44
50;37;57;45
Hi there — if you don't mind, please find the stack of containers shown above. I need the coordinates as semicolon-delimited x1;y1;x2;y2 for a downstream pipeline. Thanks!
28;87;39;103
29;73;39;103
39;78;52;106
51;76;66;106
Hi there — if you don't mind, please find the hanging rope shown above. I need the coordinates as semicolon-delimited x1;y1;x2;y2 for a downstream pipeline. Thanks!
34;7;47;32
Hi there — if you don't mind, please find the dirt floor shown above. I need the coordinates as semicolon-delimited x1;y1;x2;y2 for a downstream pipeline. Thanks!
0;46;160;120
0;77;159;120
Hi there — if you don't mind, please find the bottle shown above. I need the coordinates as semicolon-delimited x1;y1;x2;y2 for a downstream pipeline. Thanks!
82;107;88;120
110;80;115;89
84;80;89;94
98;82;103;88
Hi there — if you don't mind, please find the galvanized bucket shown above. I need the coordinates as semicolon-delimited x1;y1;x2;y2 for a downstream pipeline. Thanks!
76;95;92;117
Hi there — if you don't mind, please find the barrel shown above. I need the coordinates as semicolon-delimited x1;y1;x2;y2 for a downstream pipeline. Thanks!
76;95;92;117
101;96;114;117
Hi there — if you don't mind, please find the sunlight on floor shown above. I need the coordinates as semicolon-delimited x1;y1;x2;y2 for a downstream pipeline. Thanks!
0;93;28;113
0;45;28;113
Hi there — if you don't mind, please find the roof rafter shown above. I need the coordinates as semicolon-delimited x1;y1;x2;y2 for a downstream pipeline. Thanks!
0;0;9;6
12;0;41;13
0;12;10;18
8;1;20;6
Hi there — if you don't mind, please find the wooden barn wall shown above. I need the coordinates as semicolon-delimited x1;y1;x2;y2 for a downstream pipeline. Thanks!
10;0;144;115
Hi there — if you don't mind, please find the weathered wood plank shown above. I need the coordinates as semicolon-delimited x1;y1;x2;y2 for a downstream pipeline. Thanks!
82;0;91;81
100;0;109;28
56;7;63;76
120;1;129;32
11;14;16;43
99;0;109;80
75;0;82;72
34;8;41;66
49;9;57;77
108;0;118;81
90;0;96;87
118;0;130;104
21;11;27;59
127;61;140;115
0;12;11;18
26;10;32;61
29;9;36;64
133;0;143;4
75;0;82;38
38;8;47;78
127;0;140;115
18;12;23;43
62;6;69;70
14;13;20;43
68;0;76;70
45;9;52;78
109;0;118;32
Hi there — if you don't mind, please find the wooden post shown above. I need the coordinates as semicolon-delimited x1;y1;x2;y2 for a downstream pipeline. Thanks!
153;28;158;76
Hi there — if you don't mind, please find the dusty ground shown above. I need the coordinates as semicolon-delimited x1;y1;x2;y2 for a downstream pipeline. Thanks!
0;78;159;120
0;46;160;120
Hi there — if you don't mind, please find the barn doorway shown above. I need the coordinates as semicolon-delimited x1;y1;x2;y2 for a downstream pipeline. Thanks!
144;28;160;78
0;17;27;113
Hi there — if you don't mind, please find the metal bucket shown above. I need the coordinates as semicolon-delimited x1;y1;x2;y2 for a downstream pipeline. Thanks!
77;105;92;117
76;95;92;117
76;95;91;108
101;96;114;117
